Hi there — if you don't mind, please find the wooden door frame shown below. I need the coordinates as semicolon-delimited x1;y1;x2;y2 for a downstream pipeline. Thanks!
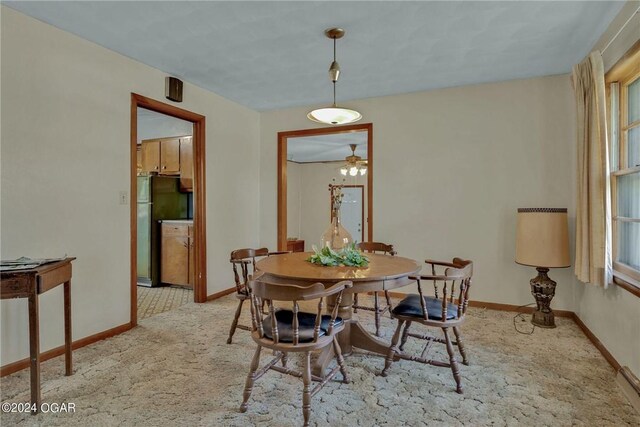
330;184;365;242
130;93;207;327
277;123;373;251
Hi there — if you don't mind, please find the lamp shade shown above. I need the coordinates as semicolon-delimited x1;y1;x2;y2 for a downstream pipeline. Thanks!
515;208;570;268
307;107;362;125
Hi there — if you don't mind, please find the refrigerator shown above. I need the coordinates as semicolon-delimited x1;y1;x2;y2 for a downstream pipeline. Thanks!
137;175;188;287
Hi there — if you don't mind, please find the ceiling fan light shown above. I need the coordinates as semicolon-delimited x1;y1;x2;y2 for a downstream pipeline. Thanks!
349;166;358;176
340;167;348;176
359;168;367;176
307;107;362;125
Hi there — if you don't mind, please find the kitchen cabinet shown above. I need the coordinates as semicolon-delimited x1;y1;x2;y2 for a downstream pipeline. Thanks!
188;224;195;286
160;221;194;288
179;137;193;192
160;138;181;174
141;140;160;173
136;146;143;174
140;137;182;175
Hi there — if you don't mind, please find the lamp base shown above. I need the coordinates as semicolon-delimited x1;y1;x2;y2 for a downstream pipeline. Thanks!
530;267;556;328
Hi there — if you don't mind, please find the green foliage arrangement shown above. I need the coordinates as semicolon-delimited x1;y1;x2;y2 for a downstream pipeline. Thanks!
307;243;369;267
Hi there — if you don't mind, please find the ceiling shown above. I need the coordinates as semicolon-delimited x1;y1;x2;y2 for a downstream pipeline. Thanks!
137;108;193;144
288;132;367;163
4;1;623;111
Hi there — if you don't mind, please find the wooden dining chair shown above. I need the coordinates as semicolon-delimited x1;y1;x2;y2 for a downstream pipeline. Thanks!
227;248;289;344
380;258;473;394
240;277;353;427
353;241;396;337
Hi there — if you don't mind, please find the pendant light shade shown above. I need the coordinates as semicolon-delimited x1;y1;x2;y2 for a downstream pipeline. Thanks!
307;107;362;125
307;28;362;125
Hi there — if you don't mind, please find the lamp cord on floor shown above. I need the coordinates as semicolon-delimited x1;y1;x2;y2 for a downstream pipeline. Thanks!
513;303;536;335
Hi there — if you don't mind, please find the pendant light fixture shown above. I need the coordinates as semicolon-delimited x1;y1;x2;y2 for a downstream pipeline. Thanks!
307;28;362;125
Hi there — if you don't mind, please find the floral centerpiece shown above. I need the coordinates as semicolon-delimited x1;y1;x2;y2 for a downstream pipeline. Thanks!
307;243;369;267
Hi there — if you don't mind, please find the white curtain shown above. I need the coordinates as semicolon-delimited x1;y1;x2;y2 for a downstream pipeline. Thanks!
572;51;613;287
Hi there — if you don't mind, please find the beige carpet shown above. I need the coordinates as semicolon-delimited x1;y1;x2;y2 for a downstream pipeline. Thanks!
137;285;193;320
1;295;638;426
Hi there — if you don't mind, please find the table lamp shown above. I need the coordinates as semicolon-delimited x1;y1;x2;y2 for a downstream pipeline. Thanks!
515;208;570;328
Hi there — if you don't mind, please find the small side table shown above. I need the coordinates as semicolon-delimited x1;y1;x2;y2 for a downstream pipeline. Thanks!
286;239;305;253
1;257;76;414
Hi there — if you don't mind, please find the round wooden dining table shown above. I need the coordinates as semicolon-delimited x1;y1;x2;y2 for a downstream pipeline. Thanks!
256;251;420;376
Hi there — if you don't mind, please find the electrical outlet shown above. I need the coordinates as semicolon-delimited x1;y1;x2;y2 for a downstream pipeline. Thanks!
119;191;128;205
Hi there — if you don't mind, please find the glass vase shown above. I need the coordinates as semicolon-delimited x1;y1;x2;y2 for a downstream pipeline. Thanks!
321;213;352;250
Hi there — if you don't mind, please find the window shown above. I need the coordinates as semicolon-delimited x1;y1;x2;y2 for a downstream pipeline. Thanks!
607;43;640;290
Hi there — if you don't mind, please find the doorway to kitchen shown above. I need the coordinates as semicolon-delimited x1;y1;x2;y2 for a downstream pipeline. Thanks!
130;94;207;327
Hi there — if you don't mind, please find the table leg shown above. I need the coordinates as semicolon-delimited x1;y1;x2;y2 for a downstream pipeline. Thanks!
331;292;354;353
28;293;40;415
64;280;72;376
312;342;335;378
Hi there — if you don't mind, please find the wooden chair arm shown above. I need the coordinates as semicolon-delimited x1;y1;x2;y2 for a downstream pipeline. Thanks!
409;274;464;281
249;271;264;282
267;251;291;256
301;280;353;300
325;280;353;294
424;259;458;268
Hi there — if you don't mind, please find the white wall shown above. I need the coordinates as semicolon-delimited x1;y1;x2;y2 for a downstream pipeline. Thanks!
0;7;261;365
260;75;577;311
573;0;640;376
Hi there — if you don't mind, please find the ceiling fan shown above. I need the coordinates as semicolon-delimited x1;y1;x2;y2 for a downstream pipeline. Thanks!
340;144;367;176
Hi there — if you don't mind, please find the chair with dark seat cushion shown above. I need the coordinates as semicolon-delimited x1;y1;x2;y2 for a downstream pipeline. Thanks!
262;310;344;343
226;248;289;344
240;277;352;427
381;258;473;394
353;241;396;336
392;294;458;321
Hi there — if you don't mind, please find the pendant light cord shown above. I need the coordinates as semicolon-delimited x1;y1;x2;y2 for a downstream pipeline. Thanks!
332;37;337;107
333;82;336;107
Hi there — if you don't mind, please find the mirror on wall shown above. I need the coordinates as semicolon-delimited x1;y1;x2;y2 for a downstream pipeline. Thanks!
277;124;373;252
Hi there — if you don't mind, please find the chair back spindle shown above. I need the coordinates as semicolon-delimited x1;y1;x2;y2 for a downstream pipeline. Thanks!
313;298;324;342
268;300;279;344
292;301;300;345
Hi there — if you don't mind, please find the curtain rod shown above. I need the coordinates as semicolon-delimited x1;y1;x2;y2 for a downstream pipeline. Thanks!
601;5;640;54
